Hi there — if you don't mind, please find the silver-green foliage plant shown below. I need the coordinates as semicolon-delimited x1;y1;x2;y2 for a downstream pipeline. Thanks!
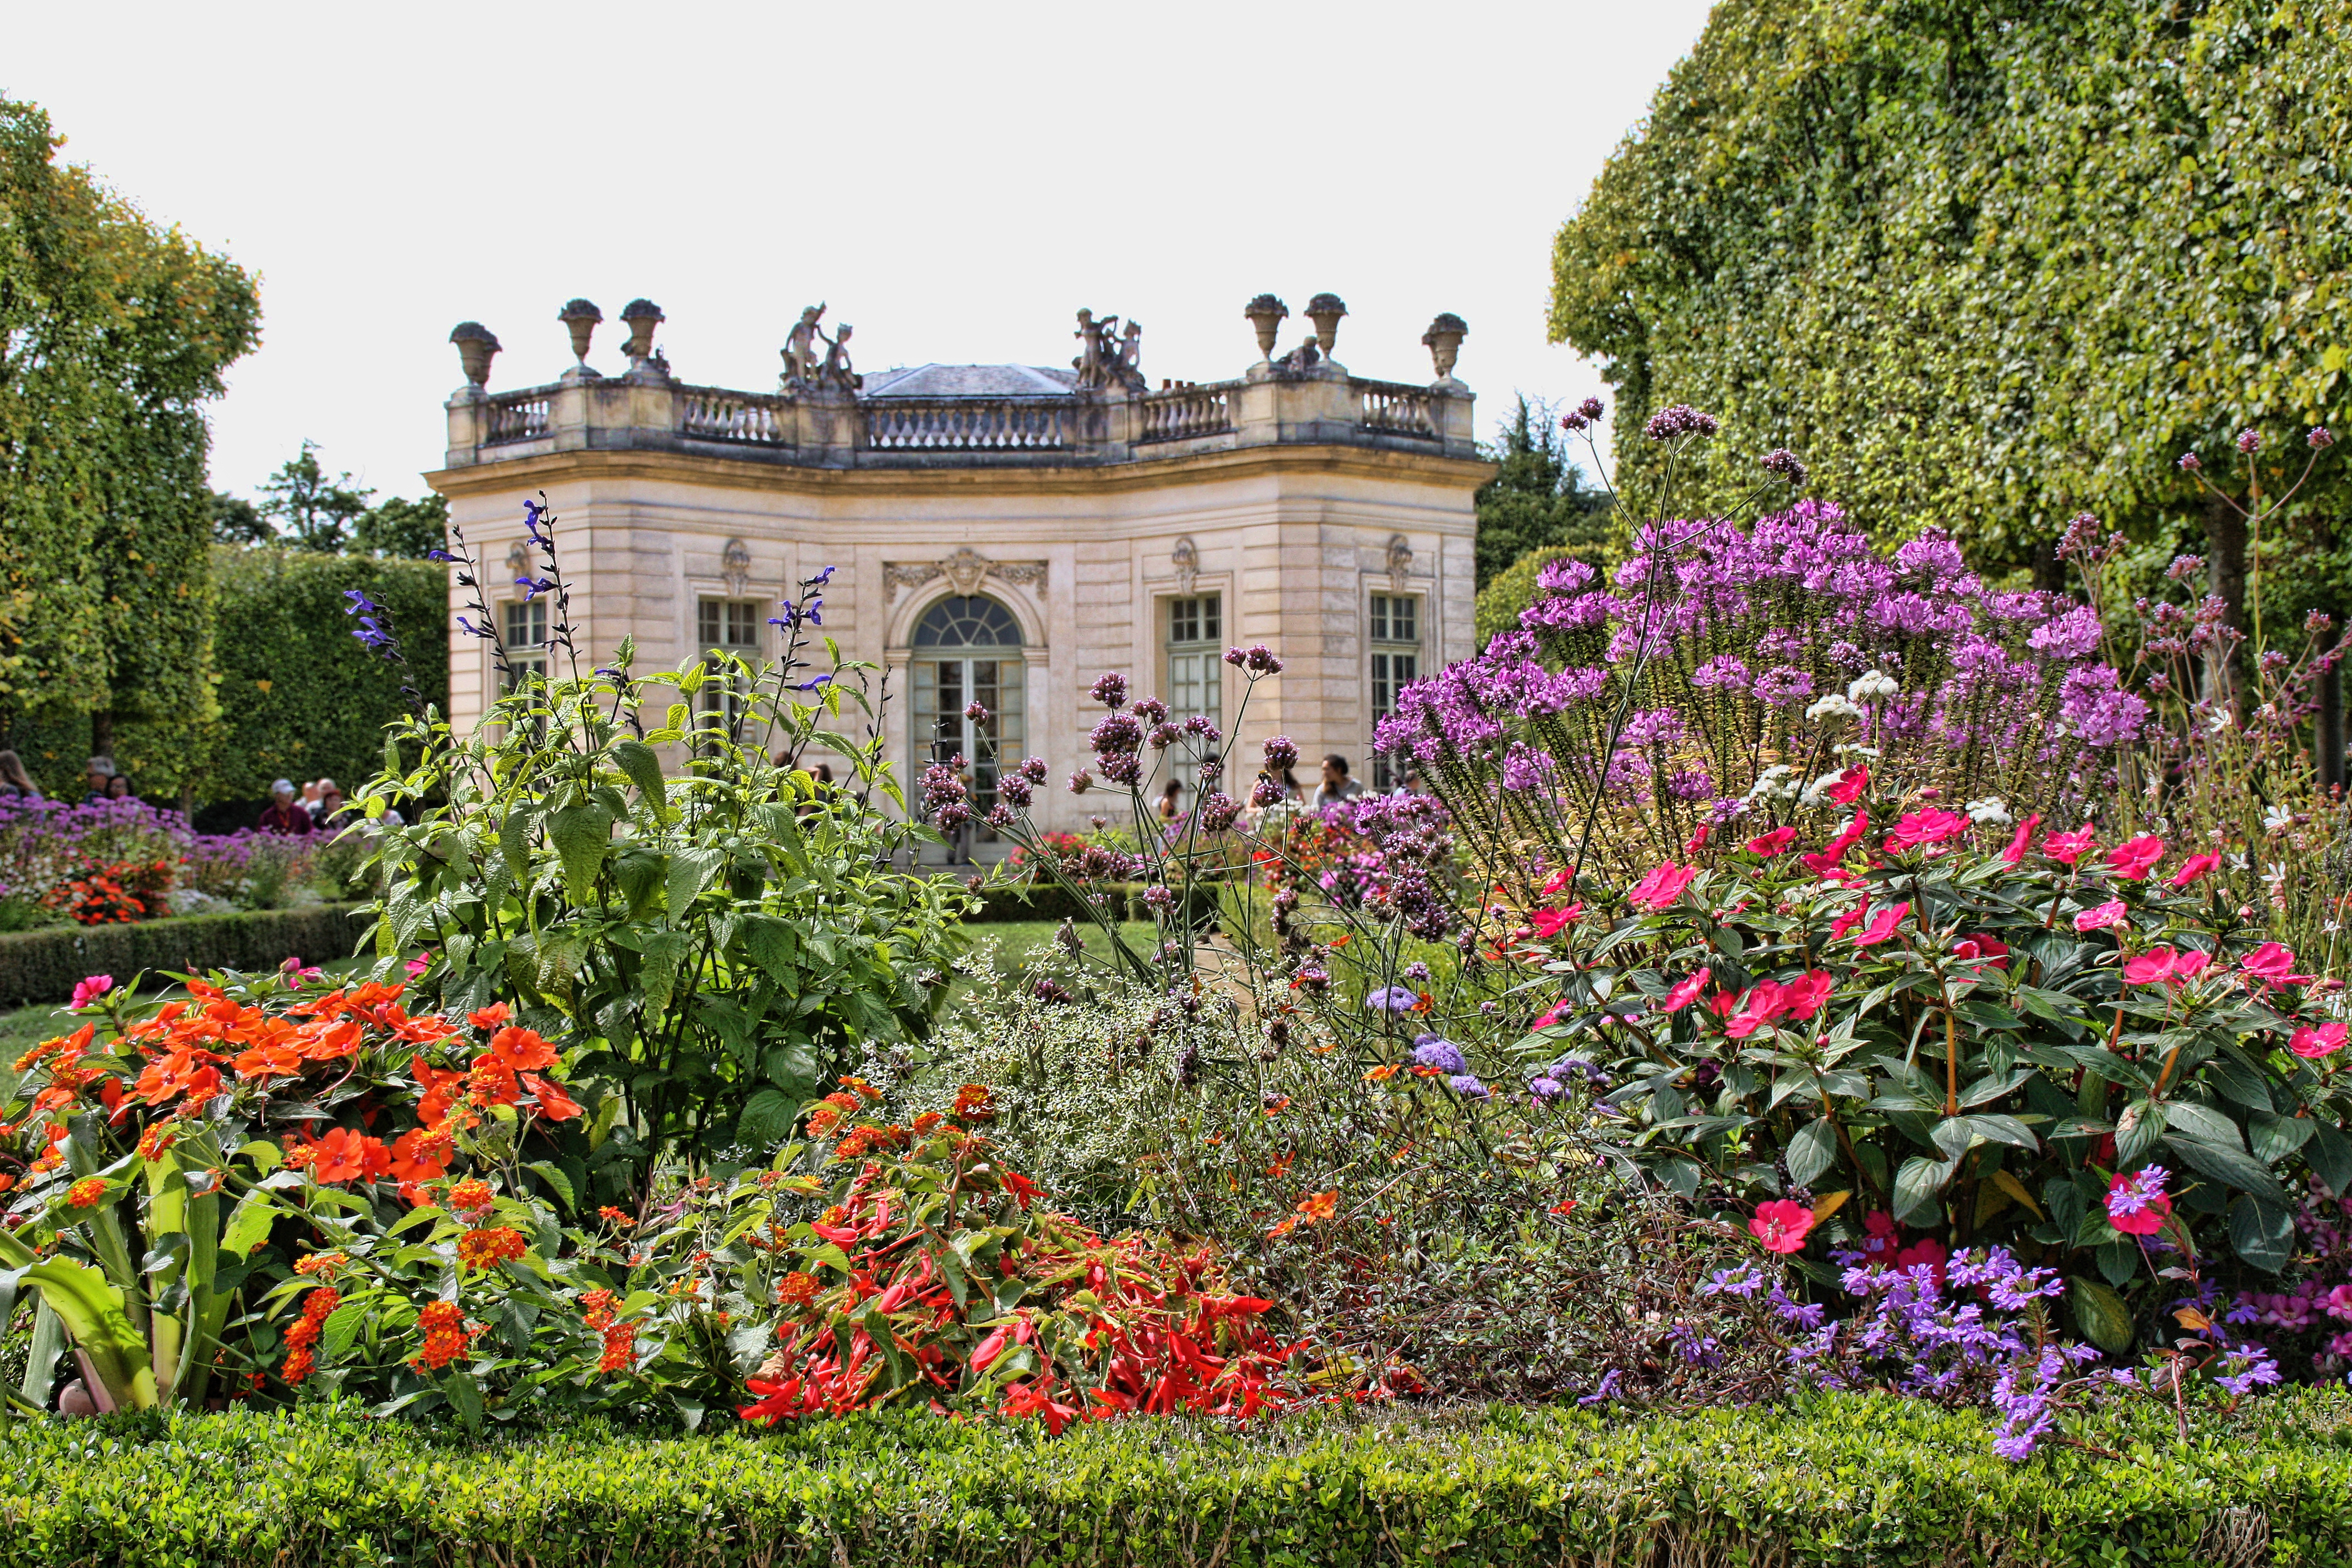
351;499;973;1202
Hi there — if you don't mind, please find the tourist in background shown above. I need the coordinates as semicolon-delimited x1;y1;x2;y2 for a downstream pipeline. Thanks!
106;774;136;803
306;777;339;823
1310;753;1365;810
1157;778;1185;824
0;751;39;801
81;755;116;804
258;779;314;835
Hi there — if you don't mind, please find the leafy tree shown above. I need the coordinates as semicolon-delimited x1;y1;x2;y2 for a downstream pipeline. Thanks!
1473;395;1612;590
256;440;374;554
351;492;449;559
208;491;269;547
1549;0;2352;619
0;97;259;796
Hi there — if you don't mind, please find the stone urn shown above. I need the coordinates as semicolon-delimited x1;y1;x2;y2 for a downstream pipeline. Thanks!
558;298;603;364
1243;293;1289;362
1305;293;1348;362
449;321;501;388
1422;313;1468;381
619;298;665;362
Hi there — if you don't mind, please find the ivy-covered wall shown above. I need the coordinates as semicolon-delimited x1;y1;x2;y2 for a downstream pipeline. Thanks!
205;547;450;810
0;99;259;797
1550;0;2352;595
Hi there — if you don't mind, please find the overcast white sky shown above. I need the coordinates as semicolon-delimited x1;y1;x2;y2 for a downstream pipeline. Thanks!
9;0;1713;503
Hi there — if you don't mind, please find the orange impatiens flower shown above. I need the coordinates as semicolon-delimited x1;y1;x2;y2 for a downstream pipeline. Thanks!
304;1127;391;1185
467;1003;511;1031
521;1071;582;1121
388;1126;452;1184
486;1026;558;1072
1363;1064;1400;1082
1298;1190;1338;1222
410;1057;466;1126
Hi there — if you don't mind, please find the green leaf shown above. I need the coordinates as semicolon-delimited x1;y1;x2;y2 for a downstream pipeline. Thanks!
1893;1155;1957;1224
667;847;724;918
2067;1276;2135;1353
217;1193;279;1260
526;1161;576;1213
320;1300;368;1362
737;1088;798;1151
2094;1236;2138;1287
2229;1193;2295;1273
1785;1118;1838;1189
2160;1101;2242;1149
499;806;535;885
609;739;666;805
546;802;614;901
739;916;801;986
2164;1131;2279;1195
2307;1121;2352;1197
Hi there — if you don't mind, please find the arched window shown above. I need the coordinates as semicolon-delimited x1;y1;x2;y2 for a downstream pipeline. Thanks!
909;595;1026;855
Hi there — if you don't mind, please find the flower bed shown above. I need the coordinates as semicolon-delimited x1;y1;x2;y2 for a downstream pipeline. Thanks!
6;1392;2348;1567
0;903;367;1008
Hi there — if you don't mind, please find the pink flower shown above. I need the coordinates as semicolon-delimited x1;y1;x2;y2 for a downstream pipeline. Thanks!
1953;934;2010;970
2168;852;2220;889
2073;900;2127;932
1540;868;1576;897
1661;972;1709;1012
2123;947;2179;986
1885;809;1970;851
2171;949;2212;981
2043;826;2097;866
406;952;433;980
1744;826;1798;857
1685;824;1711;855
2104;835;2165;881
1627;863;1697;912
1850;902;1912;947
70;974;114;1010
1859;1211;1900;1259
1801;810;1870;876
2001;813;2043;866
1825;765;1869;804
1529;904;1583;940
1724;982;1787;1039
1894;1237;1948;1287
1828;903;1868;943
2290;1021;2348;1060
1532;1003;1564;1030
1779;969;1833;1019
2106;1167;2172;1237
1749;1199;1816;1254
2242;942;2306;986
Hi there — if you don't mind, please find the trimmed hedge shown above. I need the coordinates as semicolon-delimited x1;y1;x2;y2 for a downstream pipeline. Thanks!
966;881;1220;924
0;904;367;1009
4;1392;2348;1566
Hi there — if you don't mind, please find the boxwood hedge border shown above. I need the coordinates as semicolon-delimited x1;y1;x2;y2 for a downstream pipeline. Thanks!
0;904;368;1010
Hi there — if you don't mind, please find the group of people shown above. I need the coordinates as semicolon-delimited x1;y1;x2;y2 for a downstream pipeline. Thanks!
0;752;141;805
257;776;387;834
1157;751;1426;824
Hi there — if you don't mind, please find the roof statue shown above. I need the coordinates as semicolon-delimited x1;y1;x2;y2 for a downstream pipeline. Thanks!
1072;308;1146;394
780;303;827;393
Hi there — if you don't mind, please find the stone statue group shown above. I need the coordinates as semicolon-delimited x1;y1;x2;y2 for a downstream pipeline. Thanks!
1072;308;1146;394
780;304;861;395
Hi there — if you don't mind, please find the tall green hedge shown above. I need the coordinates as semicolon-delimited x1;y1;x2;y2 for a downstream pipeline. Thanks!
1549;0;2352;585
4;1392;2348;1566
0;903;367;1008
0;98;259;798
206;547;449;804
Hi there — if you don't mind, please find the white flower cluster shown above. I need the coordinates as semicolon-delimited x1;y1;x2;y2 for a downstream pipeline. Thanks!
1847;669;1900;704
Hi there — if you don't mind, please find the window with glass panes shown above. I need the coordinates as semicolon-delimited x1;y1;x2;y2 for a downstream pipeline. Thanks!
1164;594;1222;726
501;599;548;694
697;597;763;733
1368;592;1419;788
910;595;1025;839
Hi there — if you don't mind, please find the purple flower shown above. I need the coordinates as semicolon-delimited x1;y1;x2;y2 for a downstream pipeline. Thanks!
1758;448;1807;485
2026;606;2103;662
1644;404;1718;441
1261;734;1299;770
1019;757;1049;784
1249;775;1286;808
1066;770;1092;794
1410;1035;1466;1075
2309;426;2335;450
1132;696;1170;725
1752;666;1813;706
1446;1074;1491;1099
1090;672;1129;710
2235;428;2262;454
963;700;990;722
2178;451;2202;472
1578;396;1604;421
1690;655;1750;690
1365;985;1419;1014
1090;713;1142;756
2106;1164;2170;1221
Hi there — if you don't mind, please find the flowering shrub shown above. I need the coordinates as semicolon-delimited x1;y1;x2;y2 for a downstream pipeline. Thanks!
1517;788;2352;1360
1374;502;2142;888
0;971;586;1412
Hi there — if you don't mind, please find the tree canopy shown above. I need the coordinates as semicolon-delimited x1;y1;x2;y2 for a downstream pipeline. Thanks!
1472;395;1613;591
0;97;259;793
1549;0;2352;602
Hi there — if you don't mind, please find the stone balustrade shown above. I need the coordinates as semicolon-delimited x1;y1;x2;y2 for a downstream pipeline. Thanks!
445;362;1474;472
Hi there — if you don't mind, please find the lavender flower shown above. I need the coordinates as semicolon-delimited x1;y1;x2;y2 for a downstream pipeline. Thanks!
1262;734;1300;770
2309;426;2335;450
1645;404;1718;440
1410;1035;1466;1074
1757;448;1807;485
2235;428;2262;454
1089;672;1129;709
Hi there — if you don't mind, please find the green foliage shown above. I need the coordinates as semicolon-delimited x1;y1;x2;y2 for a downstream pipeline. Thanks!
352;493;450;560
0;902;364;1008
1550;0;2352;589
1474;543;1566;649
358;521;972;1197
206;546;450;802
0;97;260;796
1473;396;1611;590
4;1392;2350;1565
253;440;374;554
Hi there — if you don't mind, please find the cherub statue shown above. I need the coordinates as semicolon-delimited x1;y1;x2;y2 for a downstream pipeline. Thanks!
780;303;826;390
1072;308;1109;390
819;322;862;391
1112;318;1146;392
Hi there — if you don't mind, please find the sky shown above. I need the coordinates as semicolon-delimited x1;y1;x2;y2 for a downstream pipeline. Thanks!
8;0;1714;504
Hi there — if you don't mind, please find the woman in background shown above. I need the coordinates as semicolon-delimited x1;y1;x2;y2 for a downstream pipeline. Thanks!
0;751;39;801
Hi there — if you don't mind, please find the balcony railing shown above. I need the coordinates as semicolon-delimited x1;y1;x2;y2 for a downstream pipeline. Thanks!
1139;384;1234;443
679;386;789;445
1358;380;1436;439
484;392;551;445
862;398;1068;451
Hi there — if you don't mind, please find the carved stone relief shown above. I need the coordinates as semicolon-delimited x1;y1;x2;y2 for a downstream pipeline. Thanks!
1386;534;1414;592
883;547;1049;603
1170;536;1200;595
721;538;753;596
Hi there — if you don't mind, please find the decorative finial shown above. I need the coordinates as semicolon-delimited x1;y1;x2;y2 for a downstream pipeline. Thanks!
1243;294;1289;363
618;299;665;362
449;322;500;388
1422;313;1468;382
1305;294;1348;362
558;299;603;364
